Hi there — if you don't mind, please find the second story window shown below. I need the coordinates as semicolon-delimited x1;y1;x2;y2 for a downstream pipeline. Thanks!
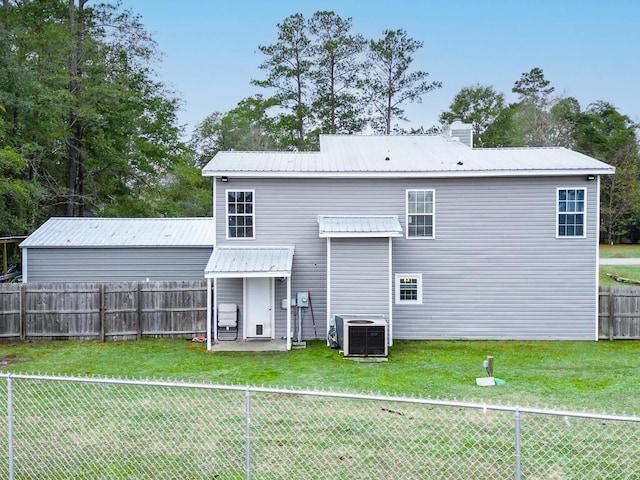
406;189;435;239
227;190;254;239
557;188;586;238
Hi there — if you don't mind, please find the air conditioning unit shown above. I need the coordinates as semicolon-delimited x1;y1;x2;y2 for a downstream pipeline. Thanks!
335;315;387;357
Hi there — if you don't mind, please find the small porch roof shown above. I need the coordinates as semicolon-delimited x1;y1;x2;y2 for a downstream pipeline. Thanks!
317;215;403;238
204;246;295;278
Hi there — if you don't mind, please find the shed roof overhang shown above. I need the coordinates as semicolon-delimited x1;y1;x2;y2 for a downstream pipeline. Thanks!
204;246;295;278
317;215;403;238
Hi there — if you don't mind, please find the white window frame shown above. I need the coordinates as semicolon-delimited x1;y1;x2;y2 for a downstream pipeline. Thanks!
226;189;255;240
406;189;435;239
395;273;423;304
556;188;586;238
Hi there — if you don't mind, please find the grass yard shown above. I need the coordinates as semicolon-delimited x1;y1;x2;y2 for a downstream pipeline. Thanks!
1;338;639;415
600;244;640;258
600;264;640;286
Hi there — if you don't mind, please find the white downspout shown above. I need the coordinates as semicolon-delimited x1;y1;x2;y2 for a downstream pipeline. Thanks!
209;175;217;350
388;237;393;347
206;277;212;350
213;278;218;343
326;237;331;344
595;176;601;341
286;276;292;350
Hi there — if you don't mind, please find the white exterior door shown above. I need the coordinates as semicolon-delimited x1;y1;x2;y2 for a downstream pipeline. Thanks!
244;277;273;338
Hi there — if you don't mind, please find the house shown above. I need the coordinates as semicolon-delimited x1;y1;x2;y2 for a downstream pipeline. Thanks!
20;217;215;282
202;122;615;350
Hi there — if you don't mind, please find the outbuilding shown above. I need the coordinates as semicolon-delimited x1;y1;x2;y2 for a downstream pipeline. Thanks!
20;217;215;282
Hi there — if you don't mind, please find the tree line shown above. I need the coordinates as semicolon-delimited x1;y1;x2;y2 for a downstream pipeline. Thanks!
0;0;210;238
190;10;440;162
1;2;638;244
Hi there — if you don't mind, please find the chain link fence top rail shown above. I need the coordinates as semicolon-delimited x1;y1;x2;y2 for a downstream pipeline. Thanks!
1;373;639;479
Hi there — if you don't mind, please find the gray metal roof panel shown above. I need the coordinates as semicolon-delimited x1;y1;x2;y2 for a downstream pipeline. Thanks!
318;215;403;237
20;218;216;248
205;246;295;277
201;134;615;177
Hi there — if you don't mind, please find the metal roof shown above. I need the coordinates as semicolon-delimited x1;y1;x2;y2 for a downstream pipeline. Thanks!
318;216;403;238
205;246;295;278
20;217;216;248
202;134;615;178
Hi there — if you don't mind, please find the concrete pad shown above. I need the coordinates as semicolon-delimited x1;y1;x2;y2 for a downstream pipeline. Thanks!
208;339;288;352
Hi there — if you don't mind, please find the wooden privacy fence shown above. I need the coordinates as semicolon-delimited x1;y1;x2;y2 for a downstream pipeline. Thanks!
598;286;640;340
1;283;639;341
0;281;208;341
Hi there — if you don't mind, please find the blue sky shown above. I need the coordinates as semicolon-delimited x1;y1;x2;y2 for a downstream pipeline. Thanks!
123;0;640;137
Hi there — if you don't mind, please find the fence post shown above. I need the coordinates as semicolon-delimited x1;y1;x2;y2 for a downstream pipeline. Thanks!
19;284;26;341
7;374;15;480
136;283;142;341
245;387;252;480
100;284;106;342
514;407;521;480
608;288;615;341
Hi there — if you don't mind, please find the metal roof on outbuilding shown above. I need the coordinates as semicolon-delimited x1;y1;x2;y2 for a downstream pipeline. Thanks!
205;246;295;278
20;217;216;248
202;134;615;178
317;215;403;238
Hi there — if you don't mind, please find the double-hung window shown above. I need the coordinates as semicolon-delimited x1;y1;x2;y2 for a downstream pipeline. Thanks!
395;274;423;304
227;190;254;239
557;188;585;238
406;189;435;239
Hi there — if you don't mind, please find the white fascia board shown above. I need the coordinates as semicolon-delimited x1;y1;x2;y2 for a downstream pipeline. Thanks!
20;245;216;249
205;271;291;279
215;245;295;251
319;232;403;238
318;214;399;219
201;169;615;179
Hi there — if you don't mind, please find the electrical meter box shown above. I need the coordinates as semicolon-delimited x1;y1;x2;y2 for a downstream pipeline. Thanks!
296;291;309;308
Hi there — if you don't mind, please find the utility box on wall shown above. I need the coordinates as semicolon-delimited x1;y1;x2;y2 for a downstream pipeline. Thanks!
296;291;309;308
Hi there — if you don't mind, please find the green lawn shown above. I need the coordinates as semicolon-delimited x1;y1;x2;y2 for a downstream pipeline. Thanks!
1;339;639;415
600;244;640;258
600;264;640;286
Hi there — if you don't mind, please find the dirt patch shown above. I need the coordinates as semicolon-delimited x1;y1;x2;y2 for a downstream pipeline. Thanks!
0;354;28;366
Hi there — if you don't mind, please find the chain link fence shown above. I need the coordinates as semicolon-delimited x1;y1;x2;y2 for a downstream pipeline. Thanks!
1;373;639;479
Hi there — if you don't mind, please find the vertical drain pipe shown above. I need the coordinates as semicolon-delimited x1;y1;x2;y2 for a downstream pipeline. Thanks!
7;374;15;480
514;407;521;480
245;387;252;480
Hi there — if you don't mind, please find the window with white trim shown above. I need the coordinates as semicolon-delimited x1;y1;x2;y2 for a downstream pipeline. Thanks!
406;189;435;238
395;274;423;304
557;188;585;238
227;190;254;239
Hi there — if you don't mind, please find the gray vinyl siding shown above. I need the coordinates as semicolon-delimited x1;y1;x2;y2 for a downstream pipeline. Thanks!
330;238;389;317
215;175;599;340
24;247;212;282
215;278;244;338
